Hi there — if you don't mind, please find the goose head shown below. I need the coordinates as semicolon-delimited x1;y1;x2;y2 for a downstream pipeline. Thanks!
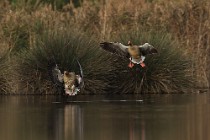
143;43;153;48
128;40;133;46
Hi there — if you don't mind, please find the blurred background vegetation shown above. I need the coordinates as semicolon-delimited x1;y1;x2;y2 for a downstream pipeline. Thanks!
0;0;209;94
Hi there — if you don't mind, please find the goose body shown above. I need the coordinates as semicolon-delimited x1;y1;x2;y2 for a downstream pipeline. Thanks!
100;41;158;68
63;71;81;96
49;60;84;96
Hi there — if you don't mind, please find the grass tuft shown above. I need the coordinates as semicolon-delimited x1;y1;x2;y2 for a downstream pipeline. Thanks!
16;27;114;94
106;30;194;94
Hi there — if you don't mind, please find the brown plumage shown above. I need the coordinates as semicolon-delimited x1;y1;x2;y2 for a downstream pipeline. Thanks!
63;71;76;89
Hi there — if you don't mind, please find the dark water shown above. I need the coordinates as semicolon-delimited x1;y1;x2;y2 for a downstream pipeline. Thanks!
0;93;210;140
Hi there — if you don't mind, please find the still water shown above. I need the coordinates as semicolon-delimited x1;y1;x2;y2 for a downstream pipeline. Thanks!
0;93;210;140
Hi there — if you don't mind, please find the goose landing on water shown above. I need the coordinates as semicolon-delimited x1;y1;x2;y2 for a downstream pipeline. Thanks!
49;60;84;96
100;41;158;68
63;71;83;96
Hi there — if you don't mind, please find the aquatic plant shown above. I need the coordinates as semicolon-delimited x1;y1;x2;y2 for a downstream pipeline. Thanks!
106;30;194;94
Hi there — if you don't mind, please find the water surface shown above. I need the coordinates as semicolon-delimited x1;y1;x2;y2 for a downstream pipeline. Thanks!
0;93;210;140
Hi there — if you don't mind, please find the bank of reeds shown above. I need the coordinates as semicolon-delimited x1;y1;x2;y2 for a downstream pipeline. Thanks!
0;0;209;94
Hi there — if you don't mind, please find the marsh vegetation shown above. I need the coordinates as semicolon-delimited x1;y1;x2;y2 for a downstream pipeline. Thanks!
0;0;209;94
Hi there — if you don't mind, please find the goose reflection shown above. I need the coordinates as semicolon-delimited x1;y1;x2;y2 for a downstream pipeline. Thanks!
55;104;83;140
64;105;83;140
129;117;146;140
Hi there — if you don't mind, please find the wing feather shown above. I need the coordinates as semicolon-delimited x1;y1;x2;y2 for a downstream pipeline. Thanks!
52;64;64;83
139;43;158;56
76;59;84;88
100;42;129;58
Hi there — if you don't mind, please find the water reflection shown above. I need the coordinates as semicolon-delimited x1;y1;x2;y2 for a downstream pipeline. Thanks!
0;93;210;140
128;118;146;140
63;105;83;140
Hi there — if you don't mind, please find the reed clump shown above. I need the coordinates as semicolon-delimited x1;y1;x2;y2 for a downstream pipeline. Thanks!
104;30;193;94
15;28;115;94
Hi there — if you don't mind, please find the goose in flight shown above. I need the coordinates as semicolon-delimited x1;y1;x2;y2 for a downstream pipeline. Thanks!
100;41;158;68
49;60;84;96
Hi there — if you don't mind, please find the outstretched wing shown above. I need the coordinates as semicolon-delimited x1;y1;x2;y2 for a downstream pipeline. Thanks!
52;65;64;86
48;61;65;94
76;59;84;88
139;43;158;56
48;61;63;86
100;42;129;58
